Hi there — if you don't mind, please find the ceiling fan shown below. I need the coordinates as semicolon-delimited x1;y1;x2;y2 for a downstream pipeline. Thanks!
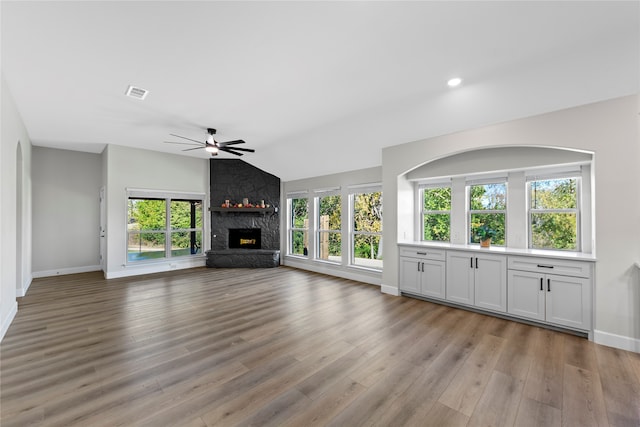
164;128;255;156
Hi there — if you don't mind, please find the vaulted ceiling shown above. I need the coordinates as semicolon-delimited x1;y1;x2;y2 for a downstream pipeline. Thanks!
2;1;638;181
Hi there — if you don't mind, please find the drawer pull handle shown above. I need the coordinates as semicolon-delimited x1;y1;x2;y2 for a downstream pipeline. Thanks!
416;252;427;255
537;264;554;269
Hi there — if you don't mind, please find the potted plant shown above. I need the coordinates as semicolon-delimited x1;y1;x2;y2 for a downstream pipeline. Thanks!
475;224;497;248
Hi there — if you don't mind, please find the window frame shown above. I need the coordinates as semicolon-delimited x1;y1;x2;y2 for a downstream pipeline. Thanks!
314;190;342;264
419;183;452;243
287;193;310;258
349;185;383;270
126;190;205;264
527;173;581;251
467;179;507;246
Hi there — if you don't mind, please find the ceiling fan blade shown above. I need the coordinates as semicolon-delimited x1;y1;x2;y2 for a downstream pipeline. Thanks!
219;147;244;156
219;146;255;153
169;133;205;144
182;146;205;152
216;139;245;146
164;141;203;146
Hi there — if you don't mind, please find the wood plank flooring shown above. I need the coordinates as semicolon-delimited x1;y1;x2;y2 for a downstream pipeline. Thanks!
1;266;639;426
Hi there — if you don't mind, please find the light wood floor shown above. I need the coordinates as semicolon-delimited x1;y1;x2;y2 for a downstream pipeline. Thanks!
2;267;639;426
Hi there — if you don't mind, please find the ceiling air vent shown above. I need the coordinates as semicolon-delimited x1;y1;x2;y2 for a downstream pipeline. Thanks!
125;85;148;100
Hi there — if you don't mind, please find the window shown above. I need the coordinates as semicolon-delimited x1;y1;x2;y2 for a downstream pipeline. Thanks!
469;182;506;246
170;199;204;256
421;185;451;242
288;196;309;256
351;188;383;269
316;194;341;262
528;176;579;250
127;194;203;262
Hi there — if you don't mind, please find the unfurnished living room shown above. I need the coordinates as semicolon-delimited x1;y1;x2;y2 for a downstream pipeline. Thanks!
1;1;639;426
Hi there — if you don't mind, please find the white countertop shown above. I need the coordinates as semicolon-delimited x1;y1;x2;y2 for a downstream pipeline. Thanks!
397;241;597;262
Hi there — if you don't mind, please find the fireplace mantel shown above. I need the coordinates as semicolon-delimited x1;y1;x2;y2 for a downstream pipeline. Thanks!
210;207;276;215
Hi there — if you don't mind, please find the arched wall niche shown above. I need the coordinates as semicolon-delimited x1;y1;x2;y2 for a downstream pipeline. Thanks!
396;144;594;253
404;145;593;181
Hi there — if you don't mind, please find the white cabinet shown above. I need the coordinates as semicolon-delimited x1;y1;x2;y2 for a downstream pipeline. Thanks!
445;251;475;305
507;256;592;331
399;247;446;300
398;245;594;336
446;251;507;313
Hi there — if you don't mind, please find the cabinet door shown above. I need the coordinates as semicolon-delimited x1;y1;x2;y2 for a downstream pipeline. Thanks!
421;260;446;300
546;274;591;330
474;254;507;313
507;270;545;321
399;256;422;294
446;252;475;306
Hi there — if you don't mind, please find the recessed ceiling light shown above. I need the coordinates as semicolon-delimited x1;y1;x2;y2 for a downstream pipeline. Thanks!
125;85;149;100
447;78;462;88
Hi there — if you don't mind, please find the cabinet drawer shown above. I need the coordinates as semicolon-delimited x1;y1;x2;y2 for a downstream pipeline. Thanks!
399;247;446;261
507;256;592;278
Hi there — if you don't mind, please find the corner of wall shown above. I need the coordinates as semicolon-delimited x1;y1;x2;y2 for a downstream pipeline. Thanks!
0;301;18;342
381;284;400;296
594;329;640;353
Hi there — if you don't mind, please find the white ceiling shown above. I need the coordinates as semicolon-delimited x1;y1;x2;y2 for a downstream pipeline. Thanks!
2;1;638;181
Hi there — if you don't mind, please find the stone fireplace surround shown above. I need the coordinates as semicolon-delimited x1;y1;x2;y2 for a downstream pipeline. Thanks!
206;159;280;268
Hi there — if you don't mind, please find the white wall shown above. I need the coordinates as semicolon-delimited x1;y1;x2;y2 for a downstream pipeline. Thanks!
103;144;209;278
32;147;102;276
282;166;382;285
1;75;33;340
382;95;640;351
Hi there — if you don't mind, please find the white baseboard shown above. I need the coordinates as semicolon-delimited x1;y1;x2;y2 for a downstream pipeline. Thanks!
105;259;206;279
32;265;102;279
16;273;33;297
381;284;400;296
283;258;381;286
0;301;18;342
594;329;640;353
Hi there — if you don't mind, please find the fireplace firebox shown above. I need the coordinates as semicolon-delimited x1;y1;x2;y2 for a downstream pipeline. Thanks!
229;228;261;249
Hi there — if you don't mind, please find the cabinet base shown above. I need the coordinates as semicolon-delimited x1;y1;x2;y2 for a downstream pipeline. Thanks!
401;291;590;339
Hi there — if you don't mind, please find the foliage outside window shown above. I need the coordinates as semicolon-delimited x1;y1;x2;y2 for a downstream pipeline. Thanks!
128;196;203;262
469;182;506;246
288;197;309;256
421;186;451;242
317;194;341;262
529;177;579;250
352;190;383;269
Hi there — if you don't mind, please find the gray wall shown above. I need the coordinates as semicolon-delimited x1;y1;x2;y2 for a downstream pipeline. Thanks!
32;147;102;275
103;144;209;278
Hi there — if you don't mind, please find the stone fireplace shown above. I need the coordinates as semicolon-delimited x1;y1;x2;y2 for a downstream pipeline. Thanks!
206;159;280;268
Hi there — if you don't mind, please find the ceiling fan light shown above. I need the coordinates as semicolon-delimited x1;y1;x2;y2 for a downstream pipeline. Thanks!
205;145;218;153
